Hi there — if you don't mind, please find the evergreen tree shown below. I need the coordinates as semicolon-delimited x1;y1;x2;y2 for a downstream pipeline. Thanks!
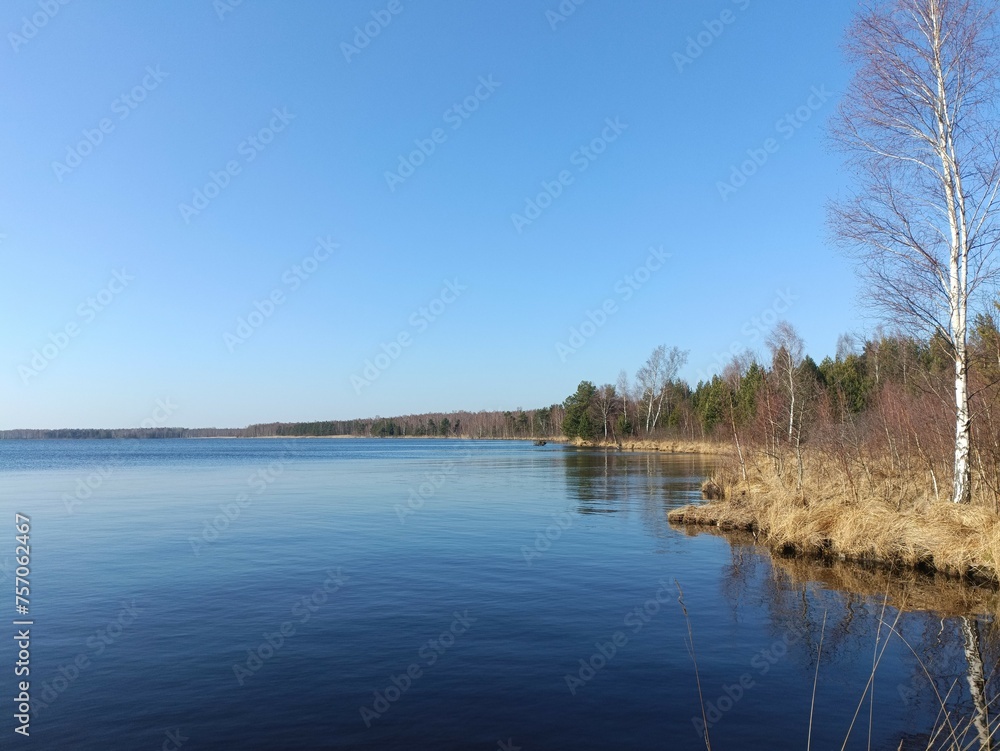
563;381;598;440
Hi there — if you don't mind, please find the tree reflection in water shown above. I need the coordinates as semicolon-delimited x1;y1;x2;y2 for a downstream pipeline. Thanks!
705;527;1000;750
562;448;712;515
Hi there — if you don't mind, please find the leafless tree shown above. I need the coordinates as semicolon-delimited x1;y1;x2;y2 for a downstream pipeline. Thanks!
594;383;619;440
722;352;756;482
636;346;667;434
655;347;689;431
768;321;808;491
767;321;805;443
836;333;858;361
636;345;689;434
831;0;1000;503
616;369;631;430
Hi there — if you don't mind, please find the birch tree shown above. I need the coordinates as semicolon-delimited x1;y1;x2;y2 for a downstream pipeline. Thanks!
594;384;619;440
767;321;805;444
767;322;810;490
636;345;689;434
831;0;1000;503
654;347;689;430
616;369;631;430
637;346;667;434
722;352;758;482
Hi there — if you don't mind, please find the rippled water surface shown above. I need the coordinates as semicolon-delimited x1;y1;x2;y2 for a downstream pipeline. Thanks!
0;439;995;749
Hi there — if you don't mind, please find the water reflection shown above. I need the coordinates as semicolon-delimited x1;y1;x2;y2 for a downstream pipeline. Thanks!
700;526;1000;749
561;449;716;553
562;448;712;511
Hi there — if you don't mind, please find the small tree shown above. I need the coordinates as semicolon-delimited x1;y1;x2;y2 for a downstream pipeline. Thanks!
636;345;689;433
594;384;619;440
767;322;810;490
722;353;763;482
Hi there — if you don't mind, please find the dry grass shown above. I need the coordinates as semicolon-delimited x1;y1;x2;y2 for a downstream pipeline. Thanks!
574;437;731;455
668;450;1000;583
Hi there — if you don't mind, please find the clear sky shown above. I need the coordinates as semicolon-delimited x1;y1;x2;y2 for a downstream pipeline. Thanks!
1;0;865;429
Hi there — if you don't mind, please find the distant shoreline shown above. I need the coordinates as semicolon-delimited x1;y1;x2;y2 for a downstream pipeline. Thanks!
0;432;572;442
0;432;729;456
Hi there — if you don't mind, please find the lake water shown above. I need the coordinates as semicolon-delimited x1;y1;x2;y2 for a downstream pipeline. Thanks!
0;438;995;749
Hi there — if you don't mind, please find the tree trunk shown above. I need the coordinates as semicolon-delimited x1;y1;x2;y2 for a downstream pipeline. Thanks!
954;348;972;503
931;3;972;504
784;347;797;446
730;397;747;483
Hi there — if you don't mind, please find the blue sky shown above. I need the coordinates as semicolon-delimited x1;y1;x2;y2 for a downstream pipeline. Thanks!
1;0;864;429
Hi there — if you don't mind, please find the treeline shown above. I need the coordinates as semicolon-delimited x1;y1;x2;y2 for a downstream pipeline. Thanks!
0;410;566;440
0;427;239;439
563;314;1000;506
233;408;566;439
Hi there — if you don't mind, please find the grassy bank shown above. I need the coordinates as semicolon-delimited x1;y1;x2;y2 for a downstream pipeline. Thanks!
571;437;729;454
668;453;1000;583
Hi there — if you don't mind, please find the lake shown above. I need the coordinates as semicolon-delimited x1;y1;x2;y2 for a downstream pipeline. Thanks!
0;438;994;749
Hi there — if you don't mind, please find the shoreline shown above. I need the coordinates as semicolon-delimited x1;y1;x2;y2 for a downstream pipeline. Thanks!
569;438;728;455
0;433;730;454
668;488;1000;584
188;434;571;441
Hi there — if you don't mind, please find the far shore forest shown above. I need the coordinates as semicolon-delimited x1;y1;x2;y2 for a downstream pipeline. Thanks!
8;322;1000;509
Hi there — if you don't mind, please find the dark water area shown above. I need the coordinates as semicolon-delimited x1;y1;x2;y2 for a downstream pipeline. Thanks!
0;438;995;749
